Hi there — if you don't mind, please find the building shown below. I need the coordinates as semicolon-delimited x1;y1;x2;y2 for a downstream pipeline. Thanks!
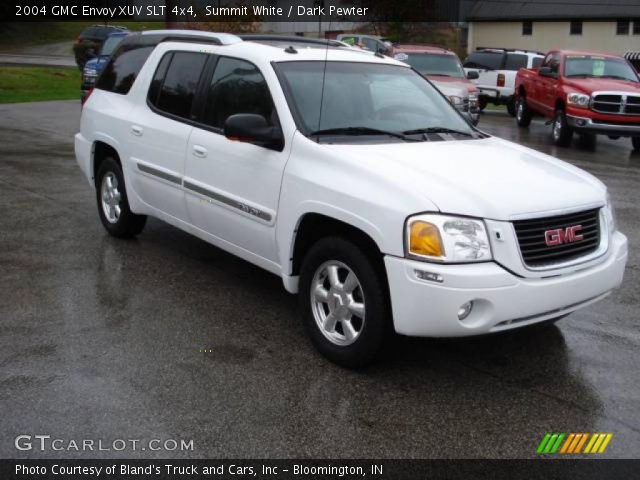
464;0;640;55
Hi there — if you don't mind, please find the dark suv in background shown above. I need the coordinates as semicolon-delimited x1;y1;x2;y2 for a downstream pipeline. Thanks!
73;24;128;69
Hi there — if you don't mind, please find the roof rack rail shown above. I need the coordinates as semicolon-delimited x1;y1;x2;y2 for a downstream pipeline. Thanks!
476;46;545;55
240;34;345;48
140;30;242;46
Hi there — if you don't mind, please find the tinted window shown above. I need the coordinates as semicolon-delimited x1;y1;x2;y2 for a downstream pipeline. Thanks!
150;52;207;119
504;53;527;70
463;52;503;70
532;57;543;68
202;57;276;129
96;44;154;94
147;53;172;107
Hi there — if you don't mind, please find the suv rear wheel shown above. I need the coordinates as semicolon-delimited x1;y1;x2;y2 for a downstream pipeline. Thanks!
96;157;147;238
552;109;573;147
299;237;389;368
515;95;532;127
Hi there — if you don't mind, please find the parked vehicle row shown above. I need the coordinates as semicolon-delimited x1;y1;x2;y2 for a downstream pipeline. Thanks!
73;24;129;69
515;49;640;150
76;31;627;367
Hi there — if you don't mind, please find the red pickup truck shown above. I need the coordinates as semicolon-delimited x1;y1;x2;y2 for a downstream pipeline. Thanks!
514;49;640;150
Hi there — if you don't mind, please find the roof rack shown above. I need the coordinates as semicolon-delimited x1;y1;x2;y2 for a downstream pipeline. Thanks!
240;34;345;48
476;47;545;56
140;30;242;46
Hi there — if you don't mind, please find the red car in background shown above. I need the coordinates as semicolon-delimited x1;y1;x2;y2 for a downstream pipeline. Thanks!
393;45;481;125
515;49;640;150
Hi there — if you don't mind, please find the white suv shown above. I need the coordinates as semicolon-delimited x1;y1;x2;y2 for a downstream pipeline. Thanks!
75;31;628;367
464;48;544;114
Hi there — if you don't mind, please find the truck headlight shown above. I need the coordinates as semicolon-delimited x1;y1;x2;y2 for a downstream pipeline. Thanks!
604;193;617;233
567;92;590;108
406;214;492;263
468;93;478;107
448;95;464;106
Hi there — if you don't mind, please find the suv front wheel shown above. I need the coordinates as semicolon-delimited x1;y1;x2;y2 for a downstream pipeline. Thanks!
96;157;147;238
299;237;390;368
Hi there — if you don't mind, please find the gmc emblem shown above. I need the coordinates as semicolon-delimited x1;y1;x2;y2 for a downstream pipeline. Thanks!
545;225;584;246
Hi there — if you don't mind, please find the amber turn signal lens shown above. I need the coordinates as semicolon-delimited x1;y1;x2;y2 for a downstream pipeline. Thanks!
409;221;444;258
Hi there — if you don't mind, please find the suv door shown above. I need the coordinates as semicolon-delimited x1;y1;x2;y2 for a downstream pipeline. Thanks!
184;56;289;266
128;51;208;220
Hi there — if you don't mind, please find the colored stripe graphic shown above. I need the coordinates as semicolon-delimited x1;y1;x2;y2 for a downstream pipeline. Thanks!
538;433;613;454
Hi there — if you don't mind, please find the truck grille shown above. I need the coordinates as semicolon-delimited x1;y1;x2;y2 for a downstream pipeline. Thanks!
592;93;640;115
513;209;601;268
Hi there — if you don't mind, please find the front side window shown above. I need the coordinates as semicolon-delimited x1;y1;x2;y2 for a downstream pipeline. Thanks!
149;52;208;119
400;53;466;78
564;55;639;82
202;57;277;129
276;61;474;142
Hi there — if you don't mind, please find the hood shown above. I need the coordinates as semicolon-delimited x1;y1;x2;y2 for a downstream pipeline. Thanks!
325;136;605;220
562;77;640;94
428;75;478;94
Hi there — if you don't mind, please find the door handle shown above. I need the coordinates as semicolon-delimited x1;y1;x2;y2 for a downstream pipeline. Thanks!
192;145;208;158
131;125;143;136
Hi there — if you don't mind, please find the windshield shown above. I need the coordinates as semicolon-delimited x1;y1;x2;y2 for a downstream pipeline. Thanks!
565;56;638;82
276;61;474;141
399;53;465;78
101;36;125;56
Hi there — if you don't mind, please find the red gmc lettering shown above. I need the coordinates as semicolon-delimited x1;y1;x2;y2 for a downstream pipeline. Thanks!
545;225;584;246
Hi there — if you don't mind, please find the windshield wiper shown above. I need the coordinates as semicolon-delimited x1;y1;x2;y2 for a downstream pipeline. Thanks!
309;127;421;142
402;127;475;137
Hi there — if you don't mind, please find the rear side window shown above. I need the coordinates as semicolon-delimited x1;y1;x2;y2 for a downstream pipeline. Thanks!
532;57;543;68
96;44;154;95
202;57;277;129
504;53;528;70
463;52;503;70
148;52;208;119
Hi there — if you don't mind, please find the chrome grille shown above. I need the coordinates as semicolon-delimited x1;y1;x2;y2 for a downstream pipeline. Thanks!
592;93;640;115
513;209;601;268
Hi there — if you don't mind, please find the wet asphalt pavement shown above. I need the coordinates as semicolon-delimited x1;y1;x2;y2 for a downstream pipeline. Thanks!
0;101;638;459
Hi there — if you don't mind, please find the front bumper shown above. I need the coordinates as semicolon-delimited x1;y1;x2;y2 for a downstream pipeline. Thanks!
567;114;640;137
384;231;627;337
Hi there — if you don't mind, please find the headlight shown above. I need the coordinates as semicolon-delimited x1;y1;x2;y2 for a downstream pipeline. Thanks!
406;214;492;263
448;95;464;106
567;92;590;108
468;93;478;107
604;193;617;233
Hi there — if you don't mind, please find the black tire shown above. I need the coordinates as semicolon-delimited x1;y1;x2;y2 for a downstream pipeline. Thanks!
552;109;573;147
515;95;532;127
95;157;147;238
506;99;516;116
299;237;390;368
632;136;640;151
478;97;487;112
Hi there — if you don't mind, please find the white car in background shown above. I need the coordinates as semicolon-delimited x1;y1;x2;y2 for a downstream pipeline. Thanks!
464;48;544;115
75;31;627;367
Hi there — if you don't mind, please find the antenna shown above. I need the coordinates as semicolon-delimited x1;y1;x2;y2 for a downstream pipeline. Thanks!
316;1;329;141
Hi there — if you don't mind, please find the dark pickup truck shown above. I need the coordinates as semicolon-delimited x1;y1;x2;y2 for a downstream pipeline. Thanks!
514;49;640;150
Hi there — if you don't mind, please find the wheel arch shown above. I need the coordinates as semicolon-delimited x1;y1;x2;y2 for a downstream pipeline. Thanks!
92;140;121;187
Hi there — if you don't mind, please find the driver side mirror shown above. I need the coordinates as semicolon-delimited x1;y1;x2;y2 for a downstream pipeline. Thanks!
538;66;554;77
466;70;479;80
224;114;284;151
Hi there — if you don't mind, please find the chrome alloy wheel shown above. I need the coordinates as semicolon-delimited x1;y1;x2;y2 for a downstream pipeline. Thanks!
100;172;122;224
310;260;366;346
553;115;563;142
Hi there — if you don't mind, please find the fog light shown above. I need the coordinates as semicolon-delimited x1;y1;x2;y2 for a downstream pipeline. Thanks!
576;119;587;127
457;301;473;320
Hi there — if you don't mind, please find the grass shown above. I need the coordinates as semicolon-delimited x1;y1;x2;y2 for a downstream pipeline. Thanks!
0;66;80;103
0;21;163;50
